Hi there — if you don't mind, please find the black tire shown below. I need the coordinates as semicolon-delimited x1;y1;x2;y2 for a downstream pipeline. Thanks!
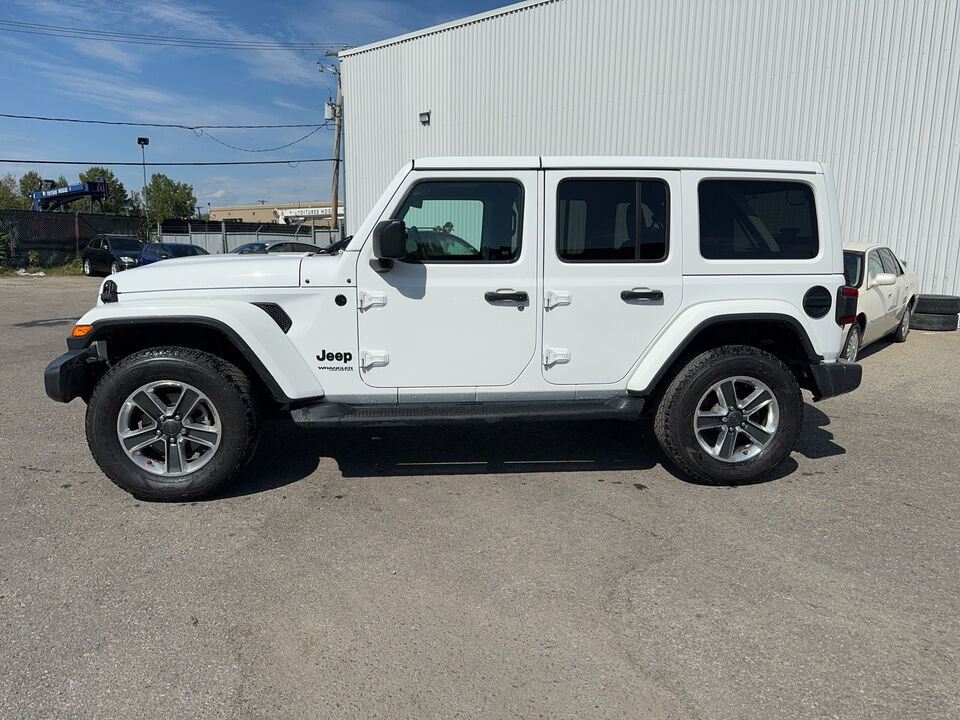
911;312;958;332
653;345;803;485
110;260;120;275
914;294;960;315
893;307;911;342
82;257;93;277
85;347;260;501
841;324;861;362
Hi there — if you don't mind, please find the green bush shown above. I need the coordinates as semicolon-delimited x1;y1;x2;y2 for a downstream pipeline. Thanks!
0;232;9;268
27;250;40;267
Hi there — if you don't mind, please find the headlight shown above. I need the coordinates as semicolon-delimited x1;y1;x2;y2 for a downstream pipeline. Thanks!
120;256;137;263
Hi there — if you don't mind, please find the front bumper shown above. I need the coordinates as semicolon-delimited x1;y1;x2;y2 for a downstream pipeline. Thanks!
809;359;862;401
44;346;98;403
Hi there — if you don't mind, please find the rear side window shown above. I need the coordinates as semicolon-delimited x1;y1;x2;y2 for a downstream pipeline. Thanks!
557;179;668;262
699;180;818;260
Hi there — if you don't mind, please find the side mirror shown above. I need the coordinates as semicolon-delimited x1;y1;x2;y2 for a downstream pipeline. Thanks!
372;220;407;260
872;272;896;288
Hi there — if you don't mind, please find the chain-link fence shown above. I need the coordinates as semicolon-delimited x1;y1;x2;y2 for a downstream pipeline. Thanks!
0;209;147;267
0;211;346;268
159;220;342;254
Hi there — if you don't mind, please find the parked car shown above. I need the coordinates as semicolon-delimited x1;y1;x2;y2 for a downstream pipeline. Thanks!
841;243;918;361
138;243;209;266
47;156;862;500
230;240;323;254
80;235;145;276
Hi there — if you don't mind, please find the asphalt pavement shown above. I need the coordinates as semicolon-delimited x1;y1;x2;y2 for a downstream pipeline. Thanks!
1;275;958;719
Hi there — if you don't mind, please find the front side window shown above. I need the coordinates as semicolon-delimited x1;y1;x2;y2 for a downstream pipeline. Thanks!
395;180;523;262
699;180;818;259
867;251;884;283
877;247;902;276
556;179;669;262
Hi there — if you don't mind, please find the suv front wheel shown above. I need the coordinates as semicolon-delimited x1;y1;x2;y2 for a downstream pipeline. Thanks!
85;347;260;501
654;345;803;484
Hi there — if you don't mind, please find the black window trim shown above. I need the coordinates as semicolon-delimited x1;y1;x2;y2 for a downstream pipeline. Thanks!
389;177;526;265
696;177;822;261
555;176;671;264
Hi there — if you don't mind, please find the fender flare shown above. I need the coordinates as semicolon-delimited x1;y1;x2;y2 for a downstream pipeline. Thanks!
69;308;323;404
626;312;822;396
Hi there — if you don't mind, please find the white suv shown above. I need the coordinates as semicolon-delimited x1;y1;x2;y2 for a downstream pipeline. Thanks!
46;157;861;500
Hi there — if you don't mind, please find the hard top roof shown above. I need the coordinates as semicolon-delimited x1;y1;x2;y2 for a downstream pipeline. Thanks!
411;156;823;173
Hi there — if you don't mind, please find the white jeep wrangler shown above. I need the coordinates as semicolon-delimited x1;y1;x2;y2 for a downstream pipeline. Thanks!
46;157;861;500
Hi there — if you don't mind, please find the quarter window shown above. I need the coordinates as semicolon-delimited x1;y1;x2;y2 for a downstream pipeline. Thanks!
395;180;523;262
557;179;669;262
699;180;818;259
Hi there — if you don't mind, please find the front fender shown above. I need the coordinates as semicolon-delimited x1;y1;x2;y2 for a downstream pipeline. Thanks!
625;301;822;394
73;300;323;402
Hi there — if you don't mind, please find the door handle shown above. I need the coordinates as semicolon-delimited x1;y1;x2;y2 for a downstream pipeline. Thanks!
621;289;664;301
485;290;528;303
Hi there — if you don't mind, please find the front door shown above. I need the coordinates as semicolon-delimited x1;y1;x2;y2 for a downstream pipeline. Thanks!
861;249;897;343
356;172;538;389
541;170;682;385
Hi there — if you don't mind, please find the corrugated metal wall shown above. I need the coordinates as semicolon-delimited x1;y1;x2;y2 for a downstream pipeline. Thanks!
341;0;960;294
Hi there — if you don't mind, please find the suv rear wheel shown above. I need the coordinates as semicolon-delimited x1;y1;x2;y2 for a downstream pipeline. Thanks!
85;347;259;501
654;345;803;484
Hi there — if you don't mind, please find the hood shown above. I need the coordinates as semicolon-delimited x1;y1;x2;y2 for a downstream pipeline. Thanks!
112;254;305;294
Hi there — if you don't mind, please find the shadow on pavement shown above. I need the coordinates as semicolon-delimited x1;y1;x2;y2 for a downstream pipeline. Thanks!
216;402;847;499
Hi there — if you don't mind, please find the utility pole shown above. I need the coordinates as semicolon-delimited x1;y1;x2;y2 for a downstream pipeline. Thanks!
324;51;343;236
137;137;149;232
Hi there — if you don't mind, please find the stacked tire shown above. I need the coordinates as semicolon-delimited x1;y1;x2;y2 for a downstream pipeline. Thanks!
912;295;960;332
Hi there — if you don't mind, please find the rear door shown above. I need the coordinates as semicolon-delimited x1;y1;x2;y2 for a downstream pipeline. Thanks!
542;170;682;385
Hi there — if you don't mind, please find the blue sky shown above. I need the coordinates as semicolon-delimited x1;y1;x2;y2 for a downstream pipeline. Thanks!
0;0;508;208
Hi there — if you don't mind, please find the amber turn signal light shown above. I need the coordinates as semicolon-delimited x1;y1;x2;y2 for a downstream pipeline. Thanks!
71;325;93;338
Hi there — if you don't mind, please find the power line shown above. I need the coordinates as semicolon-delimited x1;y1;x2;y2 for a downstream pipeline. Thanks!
0;19;344;51
201;124;329;152
0;113;322;129
0;158;336;166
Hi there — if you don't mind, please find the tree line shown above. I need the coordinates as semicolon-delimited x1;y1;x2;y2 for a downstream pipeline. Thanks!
0;167;200;223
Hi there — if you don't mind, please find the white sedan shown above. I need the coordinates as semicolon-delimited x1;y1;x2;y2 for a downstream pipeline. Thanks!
841;243;918;361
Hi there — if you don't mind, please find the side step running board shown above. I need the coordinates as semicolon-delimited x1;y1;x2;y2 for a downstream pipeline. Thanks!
290;397;644;427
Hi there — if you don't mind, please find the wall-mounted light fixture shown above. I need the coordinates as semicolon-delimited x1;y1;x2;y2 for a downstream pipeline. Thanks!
419;111;431;126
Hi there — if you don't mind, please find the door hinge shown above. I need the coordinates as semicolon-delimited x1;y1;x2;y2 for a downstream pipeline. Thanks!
360;350;390;370
358;291;387;311
544;290;572;309
543;348;571;367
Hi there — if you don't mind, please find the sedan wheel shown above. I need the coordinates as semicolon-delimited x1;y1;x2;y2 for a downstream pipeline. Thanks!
82;258;92;276
842;325;860;362
110;261;120;275
893;309;910;343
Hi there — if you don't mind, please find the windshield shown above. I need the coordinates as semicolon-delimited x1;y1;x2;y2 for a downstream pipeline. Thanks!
843;250;864;286
109;237;143;251
167;245;208;257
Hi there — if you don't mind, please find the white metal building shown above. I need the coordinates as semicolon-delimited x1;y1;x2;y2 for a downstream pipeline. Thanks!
339;0;960;295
